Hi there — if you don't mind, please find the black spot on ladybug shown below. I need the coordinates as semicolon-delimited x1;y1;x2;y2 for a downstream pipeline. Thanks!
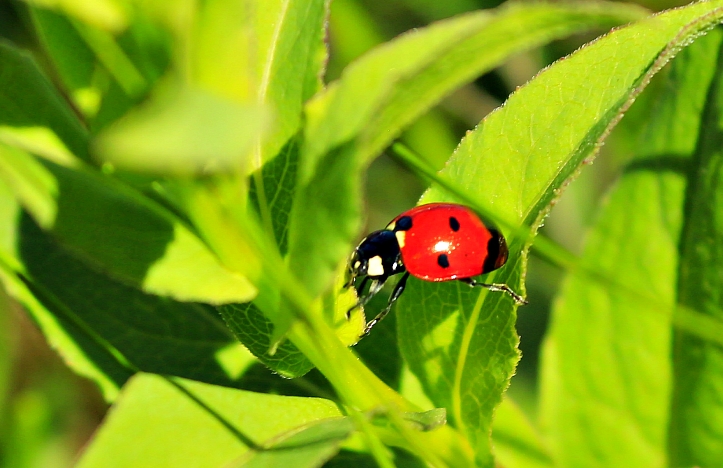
449;216;460;232
395;216;413;231
483;230;501;273
437;253;450;268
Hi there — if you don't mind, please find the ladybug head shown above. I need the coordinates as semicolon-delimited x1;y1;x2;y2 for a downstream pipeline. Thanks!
483;229;509;274
345;229;404;288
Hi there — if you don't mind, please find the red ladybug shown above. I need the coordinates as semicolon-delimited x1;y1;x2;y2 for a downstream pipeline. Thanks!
346;203;526;336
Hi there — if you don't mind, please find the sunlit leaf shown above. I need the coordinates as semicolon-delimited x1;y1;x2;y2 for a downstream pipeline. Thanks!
94;82;269;175
669;31;723;467
289;1;647;299
0;143;57;229
235;418;354;468
76;374;344;468
539;20;722;468
135;0;330;171
492;397;553;468
397;2;723;465
0;42;89;161
21;215;255;391
0;242;128;402
26;0;127;32
0;142;257;304
49;160;258;303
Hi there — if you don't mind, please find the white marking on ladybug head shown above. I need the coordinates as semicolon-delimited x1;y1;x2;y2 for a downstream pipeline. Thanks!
353;260;361;269
434;240;451;252
395;231;406;248
367;255;385;277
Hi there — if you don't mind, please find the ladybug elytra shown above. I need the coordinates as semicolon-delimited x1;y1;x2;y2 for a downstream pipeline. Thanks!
346;203;526;336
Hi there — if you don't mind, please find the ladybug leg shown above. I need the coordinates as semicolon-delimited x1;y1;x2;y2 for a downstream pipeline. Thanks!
460;278;528;305
347;278;386;319
354;276;371;296
362;272;410;336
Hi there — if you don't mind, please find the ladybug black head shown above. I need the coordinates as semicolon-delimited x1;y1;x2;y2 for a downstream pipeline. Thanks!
482;228;509;274
346;229;405;288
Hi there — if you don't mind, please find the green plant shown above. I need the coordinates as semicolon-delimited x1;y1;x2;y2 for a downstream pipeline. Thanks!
2;0;723;466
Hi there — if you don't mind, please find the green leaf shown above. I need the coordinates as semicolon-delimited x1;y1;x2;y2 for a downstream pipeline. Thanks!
398;276;522;467
137;0;329;171
669;32;723;466
18;213;256;392
93;82;270;175
219;302;315;378
302;2;647;179
399;408;447;432
289;1;647;298
30;6;171;126
76;373;344;468
236;418;354;468
0;221;129;401
249;131;301;256
492;397;553;468
0;41;89;161
0;125;79;167
0;282;13;440
396;2;723;466
31;8;96;94
0;142;58;229
0;171;129;403
71;19;148;97
218;266;366;378
53;160;258;303
249;0;330;170
217;136;367;377
218;138;314;377
0;183;259;401
539;23;722;468
0;148;258;304
25;0;128;32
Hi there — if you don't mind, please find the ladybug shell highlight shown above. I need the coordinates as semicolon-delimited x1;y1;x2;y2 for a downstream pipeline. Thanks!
388;203;508;281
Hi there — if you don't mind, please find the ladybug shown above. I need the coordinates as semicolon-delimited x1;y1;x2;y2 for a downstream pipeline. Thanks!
346;203;526;336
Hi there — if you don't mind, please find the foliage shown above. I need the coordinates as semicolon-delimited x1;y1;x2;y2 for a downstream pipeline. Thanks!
1;0;723;466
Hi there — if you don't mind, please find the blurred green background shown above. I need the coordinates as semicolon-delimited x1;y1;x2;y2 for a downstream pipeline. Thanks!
0;0;690;466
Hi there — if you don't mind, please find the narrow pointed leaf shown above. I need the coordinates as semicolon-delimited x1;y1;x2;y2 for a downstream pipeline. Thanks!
30;6;171;126
250;0;330;169
290;1;647;298
302;2;647;179
219;302;315;378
